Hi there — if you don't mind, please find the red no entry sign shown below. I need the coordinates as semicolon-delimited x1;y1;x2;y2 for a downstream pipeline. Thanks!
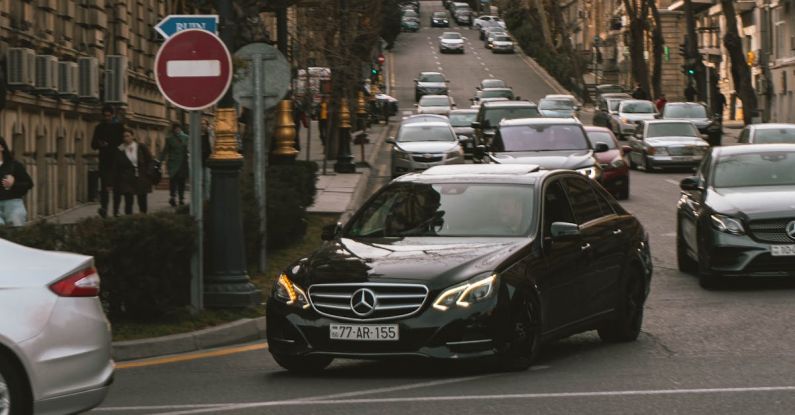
154;29;232;110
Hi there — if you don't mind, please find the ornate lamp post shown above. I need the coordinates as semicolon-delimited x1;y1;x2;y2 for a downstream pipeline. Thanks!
273;99;300;160
333;98;356;173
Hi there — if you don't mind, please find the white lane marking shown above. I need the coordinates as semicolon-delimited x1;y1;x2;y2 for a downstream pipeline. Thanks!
438;66;444;71
402;110;413;115
480;62;486;66
107;385;795;415
297;375;497;402
166;60;221;77
485;67;491;72
490;73;495;78
661;232;677;237
476;55;482;60
665;179;680;186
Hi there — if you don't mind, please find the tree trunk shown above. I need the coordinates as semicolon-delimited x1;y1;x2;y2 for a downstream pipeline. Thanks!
720;0;757;125
683;0;706;101
622;0;650;95
649;0;664;99
532;0;553;48
548;0;585;101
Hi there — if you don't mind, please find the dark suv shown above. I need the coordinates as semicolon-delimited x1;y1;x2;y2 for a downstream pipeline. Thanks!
471;100;541;150
266;164;652;372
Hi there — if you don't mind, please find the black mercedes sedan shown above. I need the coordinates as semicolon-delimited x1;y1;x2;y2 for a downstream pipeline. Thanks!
676;144;795;289
267;164;653;372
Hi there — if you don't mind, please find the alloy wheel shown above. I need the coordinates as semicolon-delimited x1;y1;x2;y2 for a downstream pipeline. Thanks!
0;372;9;415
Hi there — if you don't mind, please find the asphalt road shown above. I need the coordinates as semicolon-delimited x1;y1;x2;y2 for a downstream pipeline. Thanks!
91;3;795;414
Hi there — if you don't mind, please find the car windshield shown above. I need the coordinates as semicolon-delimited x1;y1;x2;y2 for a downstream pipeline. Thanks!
607;99;623;112
420;74;445;82
586;131;617;149
403;10;418;17
398;124;455;142
449;112;476;127
420;96;450;107
433;12;447;18
481;89;513;99
754;128;795;144
481;79;506;88
346;183;535;237
539;99;574;110
442;33;461;39
713;151;795;188
664;104;707;119
496;124;590;151
484;107;541;127
621;101;655;114
646;123;699;138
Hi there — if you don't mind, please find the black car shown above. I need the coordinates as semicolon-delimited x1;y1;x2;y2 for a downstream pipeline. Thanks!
267;164;653;372
431;11;450;27
676;144;795;289
471;100;541;150
474;118;608;182
415;71;449;102
660;102;722;146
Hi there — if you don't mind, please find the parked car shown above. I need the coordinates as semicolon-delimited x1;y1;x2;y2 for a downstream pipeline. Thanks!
416;94;456;115
660;102;722;145
415;71;449;101
472;100;541;150
593;95;631;128
626;120;709;171
431;11;450;27
484;28;506;49
737;123;795;144
0;239;114;414
479;20;500;40
609;100;658;139
474;118;607;182
473;87;515;104
472;15;505;29
584;126;630;199
676;144;795;288
401;16;420;32
266;164;653;372
476;78;507;91
402;9;419;19
538;97;579;119
438;31;466;54
387;121;467;177
448;109;478;156
490;34;515;53
470;97;509;110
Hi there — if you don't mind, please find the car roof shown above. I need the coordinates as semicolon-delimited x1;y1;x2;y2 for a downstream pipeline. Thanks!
642;119;695;124
713;143;795;156
481;87;513;92
545;94;575;100
500;117;582;127
583;126;613;133
601;93;631;98
397;164;544;184
402;114;450;123
482;100;536;108
419;71;444;76
442;31;462;36
748;123;795;130
449;109;477;114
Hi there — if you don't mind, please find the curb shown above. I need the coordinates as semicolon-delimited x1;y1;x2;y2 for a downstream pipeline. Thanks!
112;316;267;361
515;48;570;96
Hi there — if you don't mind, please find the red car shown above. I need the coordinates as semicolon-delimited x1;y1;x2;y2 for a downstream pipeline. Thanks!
584;126;630;199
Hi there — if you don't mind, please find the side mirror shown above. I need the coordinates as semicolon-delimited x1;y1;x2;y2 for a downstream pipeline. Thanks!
321;223;342;241
386;138;396;145
550;222;580;240
594;142;610;153
470;121;481;129
473;145;487;159
679;176;702;191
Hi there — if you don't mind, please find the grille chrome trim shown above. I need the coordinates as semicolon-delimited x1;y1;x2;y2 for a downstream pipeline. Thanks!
749;218;795;243
308;283;429;322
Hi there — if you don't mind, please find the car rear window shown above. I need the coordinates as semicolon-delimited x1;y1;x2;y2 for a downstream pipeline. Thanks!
713;151;795;188
483;107;541;127
420;96;450;106
497;124;589;152
754;128;795;144
449;112;476;127
664;104;707;119
481;89;514;99
586;131;617;149
621;101;655;113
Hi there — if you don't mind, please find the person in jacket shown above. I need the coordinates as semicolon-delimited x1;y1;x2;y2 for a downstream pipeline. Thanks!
113;128;153;215
0;137;34;226
631;83;649;100
161;123;189;206
91;105;124;217
655;94;667;112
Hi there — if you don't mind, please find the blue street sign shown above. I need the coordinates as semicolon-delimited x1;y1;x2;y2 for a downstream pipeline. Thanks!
155;15;218;39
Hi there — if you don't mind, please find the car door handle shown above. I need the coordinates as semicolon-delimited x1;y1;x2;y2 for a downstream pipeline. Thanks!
581;243;592;252
612;229;623;235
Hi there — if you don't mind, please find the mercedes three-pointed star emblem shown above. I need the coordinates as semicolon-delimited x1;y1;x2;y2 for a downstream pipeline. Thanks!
786;220;795;241
350;288;378;317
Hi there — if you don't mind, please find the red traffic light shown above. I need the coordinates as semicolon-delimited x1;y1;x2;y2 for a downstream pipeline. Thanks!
377;54;385;64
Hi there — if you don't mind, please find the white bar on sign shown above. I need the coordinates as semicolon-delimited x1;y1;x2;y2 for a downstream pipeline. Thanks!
166;60;221;77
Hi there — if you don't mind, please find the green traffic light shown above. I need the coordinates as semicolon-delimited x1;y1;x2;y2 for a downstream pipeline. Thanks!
687;69;695;75
371;69;378;75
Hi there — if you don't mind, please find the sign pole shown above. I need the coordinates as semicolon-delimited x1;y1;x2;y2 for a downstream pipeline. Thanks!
253;54;267;273
189;110;204;311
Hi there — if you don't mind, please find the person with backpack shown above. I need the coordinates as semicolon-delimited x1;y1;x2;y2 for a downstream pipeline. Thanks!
0;137;33;226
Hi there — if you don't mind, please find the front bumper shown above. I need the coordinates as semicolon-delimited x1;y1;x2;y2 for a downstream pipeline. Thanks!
392;154;464;176
601;167;629;194
266;295;505;360
701;229;795;278
440;43;464;52
647;154;703;168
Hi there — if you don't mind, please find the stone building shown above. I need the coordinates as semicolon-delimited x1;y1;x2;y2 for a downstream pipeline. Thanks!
0;0;174;220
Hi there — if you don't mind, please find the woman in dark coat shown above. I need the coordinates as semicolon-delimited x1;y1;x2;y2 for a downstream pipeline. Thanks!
113;128;154;215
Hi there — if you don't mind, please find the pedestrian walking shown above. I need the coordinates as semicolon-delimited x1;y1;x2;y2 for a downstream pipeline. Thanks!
113;128;154;215
318;96;329;147
91;105;124;217
0;137;33;226
655;94;667;112
161;123;190;207
631;83;649;100
715;92;726;116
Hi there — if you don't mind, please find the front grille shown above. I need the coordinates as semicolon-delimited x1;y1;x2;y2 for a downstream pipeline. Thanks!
749;218;795;243
308;283;429;321
412;154;444;163
667;146;696;156
745;254;795;274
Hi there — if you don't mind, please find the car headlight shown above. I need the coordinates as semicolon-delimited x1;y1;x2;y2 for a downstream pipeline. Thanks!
394;148;411;161
446;149;463;159
710;214;745;235
576;165;601;179
274;274;310;308
609;158;626;169
433;273;496;311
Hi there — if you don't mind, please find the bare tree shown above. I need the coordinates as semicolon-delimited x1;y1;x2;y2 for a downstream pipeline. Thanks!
648;0;664;99
547;0;586;100
683;0;706;100
532;0;553;48
621;0;650;95
719;0;757;125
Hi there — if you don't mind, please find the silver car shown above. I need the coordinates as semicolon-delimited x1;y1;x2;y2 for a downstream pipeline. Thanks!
610;99;658;139
737;123;795;144
490;34;515;53
416;94;456;116
0;239;114;414
438;32;465;54
626;120;710;171
388;121;467;178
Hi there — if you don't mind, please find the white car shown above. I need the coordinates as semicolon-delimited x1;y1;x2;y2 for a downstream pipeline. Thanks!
472;15;505;29
490;34;515;53
438;32;465;54
0;239;114;414
416;94;456;115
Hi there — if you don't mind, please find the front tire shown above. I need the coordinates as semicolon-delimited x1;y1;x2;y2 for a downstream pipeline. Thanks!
499;296;541;371
271;353;333;373
598;266;646;342
677;219;697;273
0;352;32;415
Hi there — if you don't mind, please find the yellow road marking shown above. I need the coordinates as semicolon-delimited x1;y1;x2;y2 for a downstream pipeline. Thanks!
115;342;268;370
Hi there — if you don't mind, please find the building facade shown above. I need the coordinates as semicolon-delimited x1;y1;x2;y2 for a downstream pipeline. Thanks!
0;0;175;220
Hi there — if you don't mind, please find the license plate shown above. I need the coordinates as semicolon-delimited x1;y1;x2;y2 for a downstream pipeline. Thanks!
330;324;399;341
671;156;694;162
771;245;795;256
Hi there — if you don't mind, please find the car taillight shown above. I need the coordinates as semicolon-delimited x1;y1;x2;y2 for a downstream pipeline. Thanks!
49;267;101;297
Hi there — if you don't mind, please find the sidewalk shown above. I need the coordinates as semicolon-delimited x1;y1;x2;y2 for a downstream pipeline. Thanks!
45;188;184;224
